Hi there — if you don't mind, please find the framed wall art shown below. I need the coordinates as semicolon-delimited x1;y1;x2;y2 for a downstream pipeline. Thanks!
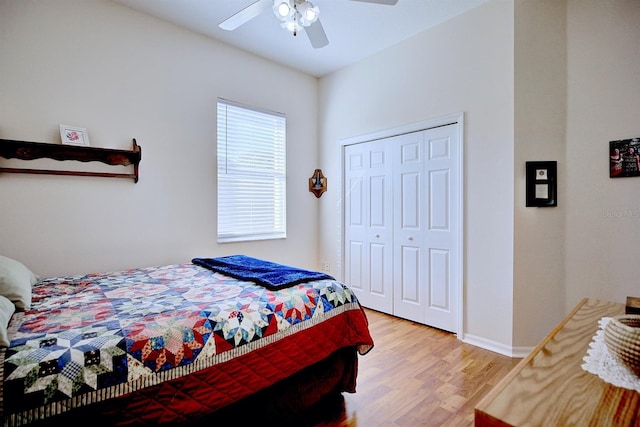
59;125;90;146
526;161;557;207
610;137;640;178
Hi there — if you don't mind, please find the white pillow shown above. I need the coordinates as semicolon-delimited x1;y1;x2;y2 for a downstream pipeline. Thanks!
0;294;15;347
0;256;38;311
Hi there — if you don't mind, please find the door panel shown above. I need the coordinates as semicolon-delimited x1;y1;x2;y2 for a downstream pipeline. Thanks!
370;175;385;227
429;169;449;231
369;242;386;295
429;248;450;309
347;241;364;292
345;149;366;295
401;172;420;229
400;245;420;303
344;141;392;313
393;131;426;323
423;125;459;332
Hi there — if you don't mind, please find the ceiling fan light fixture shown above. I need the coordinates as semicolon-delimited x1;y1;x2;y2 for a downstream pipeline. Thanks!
298;1;319;26
273;0;320;34
273;0;293;20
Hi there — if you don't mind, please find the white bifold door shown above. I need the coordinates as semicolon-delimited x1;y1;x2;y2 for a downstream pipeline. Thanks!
344;124;460;333
344;139;394;314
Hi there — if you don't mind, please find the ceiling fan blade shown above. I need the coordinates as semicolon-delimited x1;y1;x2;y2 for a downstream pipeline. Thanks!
305;19;329;49
218;0;271;31
349;0;399;4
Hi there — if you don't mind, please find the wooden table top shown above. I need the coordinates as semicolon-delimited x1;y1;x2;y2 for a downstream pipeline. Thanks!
475;298;640;427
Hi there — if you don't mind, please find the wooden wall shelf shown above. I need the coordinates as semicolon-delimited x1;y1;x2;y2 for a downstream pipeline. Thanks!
0;138;141;182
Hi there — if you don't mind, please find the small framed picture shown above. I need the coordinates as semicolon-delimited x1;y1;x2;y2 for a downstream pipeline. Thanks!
526;161;557;207
610;137;640;178
59;125;90;146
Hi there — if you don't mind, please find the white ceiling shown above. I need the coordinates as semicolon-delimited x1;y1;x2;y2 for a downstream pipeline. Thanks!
112;0;488;77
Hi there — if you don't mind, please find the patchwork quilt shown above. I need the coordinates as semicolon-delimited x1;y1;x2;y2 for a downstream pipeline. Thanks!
1;262;373;426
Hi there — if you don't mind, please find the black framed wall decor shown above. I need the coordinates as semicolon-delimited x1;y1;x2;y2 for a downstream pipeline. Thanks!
526;161;557;207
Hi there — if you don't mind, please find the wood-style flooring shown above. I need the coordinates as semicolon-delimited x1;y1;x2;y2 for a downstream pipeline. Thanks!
304;308;522;427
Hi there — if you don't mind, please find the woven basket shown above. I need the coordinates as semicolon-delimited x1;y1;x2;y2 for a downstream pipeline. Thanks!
604;314;640;376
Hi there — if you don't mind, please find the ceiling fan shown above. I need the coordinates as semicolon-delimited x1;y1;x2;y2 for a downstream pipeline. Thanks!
218;0;399;49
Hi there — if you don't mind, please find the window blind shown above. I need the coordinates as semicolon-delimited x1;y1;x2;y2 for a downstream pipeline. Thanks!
217;99;287;242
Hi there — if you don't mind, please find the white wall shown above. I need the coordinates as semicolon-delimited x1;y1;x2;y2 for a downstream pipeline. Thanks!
507;0;639;349
318;1;516;351
564;0;640;310
0;0;320;277
513;0;567;348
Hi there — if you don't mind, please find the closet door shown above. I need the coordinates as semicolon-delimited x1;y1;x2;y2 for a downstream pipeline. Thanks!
392;131;428;323
423;124;459;333
344;140;393;313
344;123;460;333
393;125;459;332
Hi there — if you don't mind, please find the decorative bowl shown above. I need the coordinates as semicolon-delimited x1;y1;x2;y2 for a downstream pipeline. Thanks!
604;314;640;376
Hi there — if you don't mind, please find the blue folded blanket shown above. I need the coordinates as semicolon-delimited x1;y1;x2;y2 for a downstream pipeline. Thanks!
192;255;334;291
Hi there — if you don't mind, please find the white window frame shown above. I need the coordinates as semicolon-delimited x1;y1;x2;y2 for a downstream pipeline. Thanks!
217;98;287;243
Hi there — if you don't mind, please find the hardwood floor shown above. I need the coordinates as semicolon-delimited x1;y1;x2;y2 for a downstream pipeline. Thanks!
307;308;522;427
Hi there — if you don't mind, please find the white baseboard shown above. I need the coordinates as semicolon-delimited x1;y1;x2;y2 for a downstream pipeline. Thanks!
510;346;534;358
461;333;533;358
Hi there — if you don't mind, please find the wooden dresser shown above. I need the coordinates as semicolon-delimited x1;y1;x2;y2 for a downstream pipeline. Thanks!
475;298;640;426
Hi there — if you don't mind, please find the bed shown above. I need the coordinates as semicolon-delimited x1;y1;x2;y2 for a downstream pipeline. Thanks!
0;254;374;426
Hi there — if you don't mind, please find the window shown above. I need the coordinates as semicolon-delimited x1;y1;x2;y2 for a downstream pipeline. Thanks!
217;99;287;243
